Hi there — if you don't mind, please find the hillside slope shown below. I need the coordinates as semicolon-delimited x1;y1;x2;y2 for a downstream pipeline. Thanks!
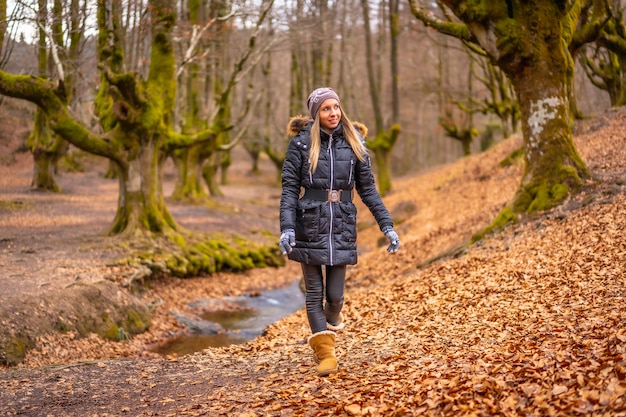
1;107;625;416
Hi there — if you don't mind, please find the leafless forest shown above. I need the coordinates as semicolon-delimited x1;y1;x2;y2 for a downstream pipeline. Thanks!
0;0;614;179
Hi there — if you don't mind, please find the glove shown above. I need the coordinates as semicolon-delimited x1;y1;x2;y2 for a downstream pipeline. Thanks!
279;229;296;255
383;227;400;253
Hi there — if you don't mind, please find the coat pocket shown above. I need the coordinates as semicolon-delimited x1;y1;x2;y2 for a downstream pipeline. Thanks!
295;201;321;241
338;203;357;243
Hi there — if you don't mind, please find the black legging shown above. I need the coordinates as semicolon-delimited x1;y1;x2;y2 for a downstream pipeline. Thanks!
301;263;346;334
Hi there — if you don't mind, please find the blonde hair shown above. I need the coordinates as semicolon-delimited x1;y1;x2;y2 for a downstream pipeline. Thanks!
308;105;367;173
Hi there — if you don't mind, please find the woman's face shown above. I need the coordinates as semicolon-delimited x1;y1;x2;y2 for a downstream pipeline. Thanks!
318;98;341;132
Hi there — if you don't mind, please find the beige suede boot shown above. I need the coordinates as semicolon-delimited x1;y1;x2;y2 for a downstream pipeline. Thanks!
308;331;338;376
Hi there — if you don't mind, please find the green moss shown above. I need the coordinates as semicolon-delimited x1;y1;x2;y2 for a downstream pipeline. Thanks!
100;307;149;340
145;209;164;233
499;147;524;167
99;312;116;340
1;336;33;366
114;229;284;278
94;85;116;131
165;254;188;277
527;183;551;212
54;318;72;333
512;188;532;213
124;309;150;334
527;181;571;212
551;182;570;202
172;232;187;247
472;206;517;243
58;153;85;172
103;323;120;340
494;18;522;58
517;163;584;214
0;200;30;211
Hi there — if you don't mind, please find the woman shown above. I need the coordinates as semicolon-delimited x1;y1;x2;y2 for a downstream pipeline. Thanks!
279;87;400;377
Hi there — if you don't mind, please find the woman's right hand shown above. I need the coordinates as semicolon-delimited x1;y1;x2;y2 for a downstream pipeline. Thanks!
279;229;296;255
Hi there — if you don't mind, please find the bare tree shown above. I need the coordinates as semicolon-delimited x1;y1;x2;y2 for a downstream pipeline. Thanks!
438;40;519;154
27;0;84;191
169;0;217;202
170;0;274;200
438;58;479;157
579;0;626;107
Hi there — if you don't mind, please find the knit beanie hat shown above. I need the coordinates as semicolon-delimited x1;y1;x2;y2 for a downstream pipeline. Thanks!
307;87;340;119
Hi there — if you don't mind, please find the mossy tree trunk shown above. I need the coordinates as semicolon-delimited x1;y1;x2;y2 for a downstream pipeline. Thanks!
172;0;270;200
108;140;178;236
360;0;400;196
243;141;262;176
29;0;84;190
509;54;589;213
410;0;591;226
219;149;231;185
203;152;225;196
171;146;213;202
30;111;63;191
170;0;214;202
367;126;400;196
439;56;480;157
497;3;590;215
28;0;64;191
93;0;181;237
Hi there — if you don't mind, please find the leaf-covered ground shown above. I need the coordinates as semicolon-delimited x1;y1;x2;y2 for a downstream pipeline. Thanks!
0;107;625;416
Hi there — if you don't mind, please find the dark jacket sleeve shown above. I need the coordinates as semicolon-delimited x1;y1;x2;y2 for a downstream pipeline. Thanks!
279;137;304;232
354;151;393;232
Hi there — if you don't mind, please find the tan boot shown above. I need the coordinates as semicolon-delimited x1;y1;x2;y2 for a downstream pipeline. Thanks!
308;331;338;376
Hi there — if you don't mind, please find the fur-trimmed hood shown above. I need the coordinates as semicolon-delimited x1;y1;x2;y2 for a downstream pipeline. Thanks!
286;115;368;139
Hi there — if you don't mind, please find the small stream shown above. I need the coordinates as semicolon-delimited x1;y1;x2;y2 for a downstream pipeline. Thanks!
151;279;304;357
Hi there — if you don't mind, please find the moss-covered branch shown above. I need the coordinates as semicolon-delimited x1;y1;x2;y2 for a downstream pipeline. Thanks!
166;126;225;151
408;0;475;42
567;0;609;53
0;70;123;163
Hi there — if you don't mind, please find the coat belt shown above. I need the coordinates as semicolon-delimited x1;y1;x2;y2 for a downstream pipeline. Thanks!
302;188;352;202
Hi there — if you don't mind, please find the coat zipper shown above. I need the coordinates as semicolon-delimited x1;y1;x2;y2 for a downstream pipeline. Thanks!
328;134;334;265
348;158;354;185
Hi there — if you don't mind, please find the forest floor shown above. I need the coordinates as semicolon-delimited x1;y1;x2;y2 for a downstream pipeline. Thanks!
0;106;625;416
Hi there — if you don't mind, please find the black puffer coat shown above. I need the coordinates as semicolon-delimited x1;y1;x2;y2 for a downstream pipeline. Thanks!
280;117;393;266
